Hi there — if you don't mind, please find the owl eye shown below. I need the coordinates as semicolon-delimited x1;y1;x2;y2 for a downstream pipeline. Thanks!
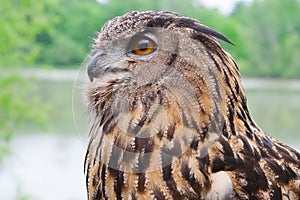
131;37;157;55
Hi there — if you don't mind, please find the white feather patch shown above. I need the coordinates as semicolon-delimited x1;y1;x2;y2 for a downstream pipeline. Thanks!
206;171;235;200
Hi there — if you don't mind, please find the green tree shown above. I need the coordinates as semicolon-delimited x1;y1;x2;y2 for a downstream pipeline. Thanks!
0;0;59;67
0;0;53;161
0;69;49;162
2;0;300;78
37;0;104;66
231;0;300;77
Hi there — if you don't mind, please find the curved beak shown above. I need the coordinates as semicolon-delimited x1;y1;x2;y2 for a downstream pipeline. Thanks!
87;52;104;82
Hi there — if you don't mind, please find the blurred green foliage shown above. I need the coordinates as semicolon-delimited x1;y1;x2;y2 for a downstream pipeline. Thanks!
1;0;300;77
231;0;300;78
0;0;53;158
0;68;49;162
0;0;59;66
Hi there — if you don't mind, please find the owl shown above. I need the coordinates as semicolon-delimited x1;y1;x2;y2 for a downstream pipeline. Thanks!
84;11;300;200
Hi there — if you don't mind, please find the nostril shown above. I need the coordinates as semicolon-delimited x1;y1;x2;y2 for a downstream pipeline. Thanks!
87;52;104;82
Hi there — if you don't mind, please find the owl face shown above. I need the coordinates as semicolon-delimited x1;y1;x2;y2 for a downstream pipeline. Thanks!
86;11;231;86
87;27;174;84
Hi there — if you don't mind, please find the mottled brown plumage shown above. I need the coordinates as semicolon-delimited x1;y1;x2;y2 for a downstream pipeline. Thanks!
84;11;300;200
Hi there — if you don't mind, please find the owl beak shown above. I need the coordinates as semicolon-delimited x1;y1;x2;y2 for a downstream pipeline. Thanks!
87;52;104;82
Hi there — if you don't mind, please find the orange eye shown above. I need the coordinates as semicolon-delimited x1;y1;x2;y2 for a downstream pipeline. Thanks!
132;38;156;55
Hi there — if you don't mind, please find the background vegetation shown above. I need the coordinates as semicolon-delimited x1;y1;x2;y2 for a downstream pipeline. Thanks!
1;0;300;77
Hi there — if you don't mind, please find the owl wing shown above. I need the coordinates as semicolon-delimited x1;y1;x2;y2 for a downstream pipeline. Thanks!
208;134;300;199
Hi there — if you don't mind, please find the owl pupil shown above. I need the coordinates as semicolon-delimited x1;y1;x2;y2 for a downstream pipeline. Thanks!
138;39;149;51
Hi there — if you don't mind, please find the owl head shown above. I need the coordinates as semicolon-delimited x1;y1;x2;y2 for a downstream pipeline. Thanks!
87;11;234;82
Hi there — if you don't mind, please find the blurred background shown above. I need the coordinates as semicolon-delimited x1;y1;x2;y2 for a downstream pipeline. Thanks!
0;0;300;199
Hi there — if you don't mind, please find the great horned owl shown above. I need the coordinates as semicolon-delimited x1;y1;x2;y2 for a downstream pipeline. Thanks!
84;11;300;200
